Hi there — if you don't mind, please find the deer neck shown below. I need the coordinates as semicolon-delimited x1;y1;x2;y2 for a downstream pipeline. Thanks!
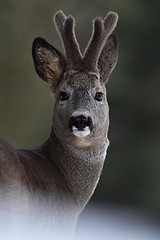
45;130;109;210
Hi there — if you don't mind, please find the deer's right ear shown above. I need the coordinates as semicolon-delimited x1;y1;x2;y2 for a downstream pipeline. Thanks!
32;37;66;89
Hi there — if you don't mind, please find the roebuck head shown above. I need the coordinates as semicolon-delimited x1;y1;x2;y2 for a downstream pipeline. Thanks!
32;11;118;148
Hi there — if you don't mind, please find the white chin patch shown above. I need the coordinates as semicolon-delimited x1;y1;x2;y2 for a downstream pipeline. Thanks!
72;126;91;137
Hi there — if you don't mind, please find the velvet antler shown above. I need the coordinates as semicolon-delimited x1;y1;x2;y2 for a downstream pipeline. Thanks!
54;11;83;70
53;11;118;74
83;12;118;73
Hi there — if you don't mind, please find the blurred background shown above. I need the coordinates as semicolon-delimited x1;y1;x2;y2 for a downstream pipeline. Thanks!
0;0;160;230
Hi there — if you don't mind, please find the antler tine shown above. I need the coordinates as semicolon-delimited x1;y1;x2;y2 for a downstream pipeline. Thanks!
54;11;67;51
83;17;103;72
104;11;118;36
83;12;118;73
64;16;83;69
54;11;82;70
54;10;66;34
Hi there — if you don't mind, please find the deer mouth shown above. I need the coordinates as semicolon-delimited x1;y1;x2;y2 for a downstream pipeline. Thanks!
71;126;91;137
69;115;93;137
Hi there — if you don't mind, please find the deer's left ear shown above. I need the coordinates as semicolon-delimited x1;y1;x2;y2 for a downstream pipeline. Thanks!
32;37;66;89
98;34;118;84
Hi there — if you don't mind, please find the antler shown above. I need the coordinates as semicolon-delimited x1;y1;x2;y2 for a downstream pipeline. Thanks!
83;12;118;73
53;11;118;73
54;11;83;70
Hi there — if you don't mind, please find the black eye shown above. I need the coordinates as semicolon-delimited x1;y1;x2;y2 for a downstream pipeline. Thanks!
59;91;69;101
95;92;103;101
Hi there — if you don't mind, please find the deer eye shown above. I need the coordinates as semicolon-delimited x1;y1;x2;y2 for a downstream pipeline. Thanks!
59;91;69;101
95;92;103;101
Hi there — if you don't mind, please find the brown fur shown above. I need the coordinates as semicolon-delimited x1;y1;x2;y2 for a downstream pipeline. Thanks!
0;10;118;239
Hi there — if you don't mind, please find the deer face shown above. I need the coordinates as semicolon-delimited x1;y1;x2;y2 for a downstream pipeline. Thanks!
52;72;109;147
32;11;118;147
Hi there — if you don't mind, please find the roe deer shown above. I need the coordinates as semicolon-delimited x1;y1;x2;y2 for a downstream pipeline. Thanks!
0;10;118;239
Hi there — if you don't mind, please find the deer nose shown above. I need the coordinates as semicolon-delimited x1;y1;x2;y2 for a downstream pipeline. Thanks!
69;115;93;131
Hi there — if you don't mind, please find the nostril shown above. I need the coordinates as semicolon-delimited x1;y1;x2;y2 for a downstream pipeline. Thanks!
69;115;93;131
79;116;88;129
74;115;88;130
87;116;93;129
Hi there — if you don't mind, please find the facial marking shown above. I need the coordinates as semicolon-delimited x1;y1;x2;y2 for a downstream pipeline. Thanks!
72;126;91;137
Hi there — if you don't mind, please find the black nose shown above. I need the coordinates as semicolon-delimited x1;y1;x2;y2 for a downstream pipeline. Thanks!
69;115;93;131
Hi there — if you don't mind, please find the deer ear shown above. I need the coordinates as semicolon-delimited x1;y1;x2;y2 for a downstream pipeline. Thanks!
32;37;66;89
98;34;118;84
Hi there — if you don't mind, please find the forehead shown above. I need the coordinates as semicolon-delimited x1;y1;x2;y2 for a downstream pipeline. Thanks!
60;72;102;90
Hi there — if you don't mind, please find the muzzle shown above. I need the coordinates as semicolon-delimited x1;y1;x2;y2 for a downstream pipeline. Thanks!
69;115;93;137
